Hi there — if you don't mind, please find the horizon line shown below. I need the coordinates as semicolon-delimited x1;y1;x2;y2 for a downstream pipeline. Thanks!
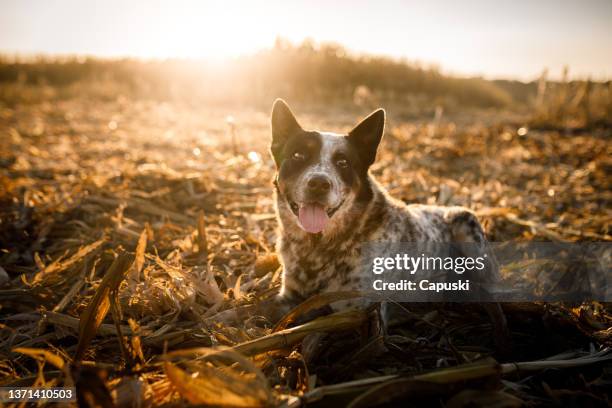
0;48;608;84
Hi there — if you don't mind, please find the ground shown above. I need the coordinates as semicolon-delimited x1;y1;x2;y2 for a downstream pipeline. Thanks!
0;92;611;406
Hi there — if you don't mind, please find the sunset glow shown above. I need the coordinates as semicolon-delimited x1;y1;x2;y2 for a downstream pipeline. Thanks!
1;0;611;80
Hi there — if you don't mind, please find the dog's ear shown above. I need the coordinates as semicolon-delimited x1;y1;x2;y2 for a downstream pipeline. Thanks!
271;99;302;164
348;109;385;168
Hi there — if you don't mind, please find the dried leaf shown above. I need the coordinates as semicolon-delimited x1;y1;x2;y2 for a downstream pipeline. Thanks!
273;291;364;332
74;252;134;363
197;210;208;258
31;238;105;285
165;362;271;407
132;228;148;281
254;254;280;278
13;347;66;370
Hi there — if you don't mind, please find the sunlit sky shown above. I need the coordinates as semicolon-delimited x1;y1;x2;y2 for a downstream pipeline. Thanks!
1;0;611;80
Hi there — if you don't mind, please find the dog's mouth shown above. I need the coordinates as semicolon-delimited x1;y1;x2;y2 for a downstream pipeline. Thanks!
288;199;344;234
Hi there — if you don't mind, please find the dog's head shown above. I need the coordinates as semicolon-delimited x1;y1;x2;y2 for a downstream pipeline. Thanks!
270;99;385;235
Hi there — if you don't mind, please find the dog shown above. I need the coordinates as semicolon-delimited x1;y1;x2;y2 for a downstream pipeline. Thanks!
270;99;505;336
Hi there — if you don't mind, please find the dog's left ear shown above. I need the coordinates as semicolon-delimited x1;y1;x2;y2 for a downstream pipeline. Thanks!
348;109;385;168
271;99;302;165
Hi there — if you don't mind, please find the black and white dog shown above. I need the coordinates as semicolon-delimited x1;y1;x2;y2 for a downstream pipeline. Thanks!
270;99;502;329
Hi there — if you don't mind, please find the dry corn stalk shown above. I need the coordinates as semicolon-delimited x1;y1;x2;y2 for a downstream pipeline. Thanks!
164;347;273;406
282;348;612;407
74;251;135;363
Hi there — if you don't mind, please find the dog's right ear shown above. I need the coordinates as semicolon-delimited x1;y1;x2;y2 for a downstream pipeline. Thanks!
271;99;302;165
348;108;385;168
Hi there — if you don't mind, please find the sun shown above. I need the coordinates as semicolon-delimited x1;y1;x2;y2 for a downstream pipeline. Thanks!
127;2;276;59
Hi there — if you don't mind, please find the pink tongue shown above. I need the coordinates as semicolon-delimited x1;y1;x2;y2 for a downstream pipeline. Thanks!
298;204;330;233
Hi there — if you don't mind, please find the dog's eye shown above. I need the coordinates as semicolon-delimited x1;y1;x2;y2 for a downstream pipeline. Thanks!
292;151;306;161
336;158;349;168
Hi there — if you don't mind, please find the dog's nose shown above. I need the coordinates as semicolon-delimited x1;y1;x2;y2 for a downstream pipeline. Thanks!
307;175;331;195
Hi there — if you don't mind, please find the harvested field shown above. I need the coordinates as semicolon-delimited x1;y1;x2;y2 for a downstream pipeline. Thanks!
1;86;611;406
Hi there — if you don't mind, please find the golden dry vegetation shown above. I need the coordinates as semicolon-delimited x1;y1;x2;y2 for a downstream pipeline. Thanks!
0;56;611;406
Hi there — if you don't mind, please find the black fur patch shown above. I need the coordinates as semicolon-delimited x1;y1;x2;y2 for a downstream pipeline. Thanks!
277;130;322;191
